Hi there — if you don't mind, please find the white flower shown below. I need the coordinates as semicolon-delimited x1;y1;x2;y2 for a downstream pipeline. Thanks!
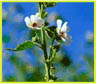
57;19;72;42
24;13;44;30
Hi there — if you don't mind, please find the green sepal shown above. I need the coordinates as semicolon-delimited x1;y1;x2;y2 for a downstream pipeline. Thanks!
32;35;41;44
53;44;61;52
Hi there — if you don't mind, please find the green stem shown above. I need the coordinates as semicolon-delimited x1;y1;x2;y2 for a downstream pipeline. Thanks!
49;39;55;59
41;27;51;81
41;27;47;60
39;3;54;81
52;39;55;46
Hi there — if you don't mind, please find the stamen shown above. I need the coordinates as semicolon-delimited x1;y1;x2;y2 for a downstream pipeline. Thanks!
33;23;37;27
60;32;65;38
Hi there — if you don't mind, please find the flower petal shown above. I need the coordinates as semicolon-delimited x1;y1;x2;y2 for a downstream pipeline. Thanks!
30;15;38;23
33;27;41;30
56;28;61;35
61;37;66;42
36;27;41;30
64;33;68;38
36;12;39;16
24;16;32;28
37;19;44;27
61;22;69;32
67;35;72;41
57;19;62;29
64;33;72;41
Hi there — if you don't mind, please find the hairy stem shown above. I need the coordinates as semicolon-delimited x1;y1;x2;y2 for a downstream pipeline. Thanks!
49;39;55;59
41;27;48;60
41;27;51;81
39;3;55;81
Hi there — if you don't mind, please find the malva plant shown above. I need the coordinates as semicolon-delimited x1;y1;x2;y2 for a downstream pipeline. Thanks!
6;2;72;82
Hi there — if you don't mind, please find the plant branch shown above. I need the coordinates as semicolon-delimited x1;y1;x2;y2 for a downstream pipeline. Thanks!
39;3;51;81
49;39;55;59
39;3;57;81
41;27;48;60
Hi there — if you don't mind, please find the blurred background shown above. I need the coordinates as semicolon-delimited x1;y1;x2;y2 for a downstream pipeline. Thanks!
2;2;94;82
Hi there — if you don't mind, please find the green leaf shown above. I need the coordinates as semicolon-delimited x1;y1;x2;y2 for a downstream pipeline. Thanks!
45;2;57;8
46;26;56;38
6;40;35;51
39;2;57;9
55;34;63;43
46;26;63;43
3;35;11;43
44;21;49;26
41;10;48;18
53;44;61;52
39;2;56;18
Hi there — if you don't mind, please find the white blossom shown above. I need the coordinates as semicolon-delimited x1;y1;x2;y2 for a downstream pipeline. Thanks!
24;13;44;30
57;19;71;43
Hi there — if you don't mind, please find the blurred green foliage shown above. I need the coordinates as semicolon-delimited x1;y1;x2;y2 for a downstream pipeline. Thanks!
2;35;11;43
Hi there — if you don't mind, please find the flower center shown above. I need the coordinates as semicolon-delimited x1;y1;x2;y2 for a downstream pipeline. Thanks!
60;32;65;38
32;23;37;27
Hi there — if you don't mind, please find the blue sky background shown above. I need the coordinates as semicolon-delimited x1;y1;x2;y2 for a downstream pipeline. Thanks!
2;2;94;81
